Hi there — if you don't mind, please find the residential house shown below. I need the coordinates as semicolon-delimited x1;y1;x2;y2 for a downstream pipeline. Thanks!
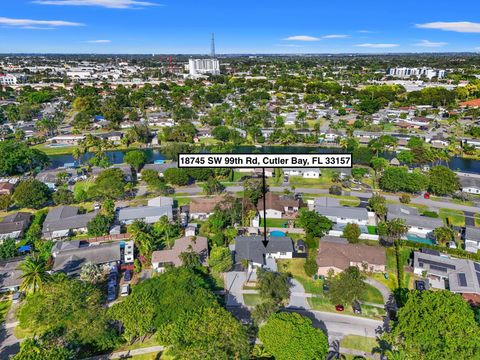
459;176;480;195
232;235;294;269
118;196;173;224
52;242;121;276
315;206;371;226
464;227;480;253
47;134;85;145
0;212;32;241
189;196;225;220
283;168;321;179
413;250;480;300
142;161;178;177
257;192;301;219
97;131;124;144
0;257;24;292
316;237;386;276
42;206;97;240
387;204;443;238
0;182;15;195
152;236;208;272
36;168;76;190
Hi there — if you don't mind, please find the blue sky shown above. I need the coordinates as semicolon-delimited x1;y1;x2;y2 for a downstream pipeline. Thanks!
1;0;480;54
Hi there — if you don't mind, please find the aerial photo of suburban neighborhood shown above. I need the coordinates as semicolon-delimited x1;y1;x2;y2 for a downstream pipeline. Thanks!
2;0;480;359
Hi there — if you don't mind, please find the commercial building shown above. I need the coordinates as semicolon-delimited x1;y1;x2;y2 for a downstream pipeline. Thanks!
188;58;220;76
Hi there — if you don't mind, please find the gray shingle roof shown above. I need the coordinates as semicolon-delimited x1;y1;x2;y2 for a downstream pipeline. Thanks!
118;205;172;222
52;242;121;276
43;206;97;235
234;236;293;265
387;204;443;229
315;206;369;221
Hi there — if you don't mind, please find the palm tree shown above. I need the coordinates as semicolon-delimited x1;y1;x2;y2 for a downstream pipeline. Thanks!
18;254;49;294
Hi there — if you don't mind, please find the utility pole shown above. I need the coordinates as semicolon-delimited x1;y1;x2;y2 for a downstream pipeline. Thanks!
262;167;268;247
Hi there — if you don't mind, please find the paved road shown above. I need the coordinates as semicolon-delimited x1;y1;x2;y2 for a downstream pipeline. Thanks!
179;184;480;214
289;309;383;339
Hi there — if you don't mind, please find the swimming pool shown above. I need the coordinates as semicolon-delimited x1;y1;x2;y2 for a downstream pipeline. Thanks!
406;234;435;245
270;231;286;237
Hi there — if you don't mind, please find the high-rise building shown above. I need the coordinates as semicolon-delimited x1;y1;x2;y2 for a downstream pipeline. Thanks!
387;67;446;79
188;34;220;77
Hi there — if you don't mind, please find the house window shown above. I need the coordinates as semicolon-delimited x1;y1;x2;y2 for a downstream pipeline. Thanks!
280;252;286;255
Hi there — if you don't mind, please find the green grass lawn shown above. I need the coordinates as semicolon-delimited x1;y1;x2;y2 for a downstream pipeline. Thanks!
277;258;324;295
340;335;378;353
173;197;191;207
475;214;480;227
260;218;289;228
439;208;465;226
115;335;160;352
307;298;385;319
73;180;95;202
243;293;262;306
32;143;77;155
129;353;161;360
310;193;361;207
288;174;334;188
362;284;384;304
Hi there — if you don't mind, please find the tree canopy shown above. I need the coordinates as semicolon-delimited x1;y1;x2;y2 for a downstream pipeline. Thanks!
259;312;329;360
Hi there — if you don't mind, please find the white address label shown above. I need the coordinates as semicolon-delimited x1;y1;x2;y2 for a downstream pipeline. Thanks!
178;153;352;168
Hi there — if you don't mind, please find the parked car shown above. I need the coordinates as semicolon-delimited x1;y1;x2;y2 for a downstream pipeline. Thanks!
124;270;132;282
12;291;22;304
352;300;362;314
423;192;430;199
121;284;130;297
335;304;344;312
323;282;329;292
107;285;116;302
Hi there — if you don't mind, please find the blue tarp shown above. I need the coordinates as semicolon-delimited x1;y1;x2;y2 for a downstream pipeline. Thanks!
18;245;31;252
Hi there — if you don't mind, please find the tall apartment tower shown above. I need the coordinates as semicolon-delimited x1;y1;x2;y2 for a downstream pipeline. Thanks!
211;33;216;59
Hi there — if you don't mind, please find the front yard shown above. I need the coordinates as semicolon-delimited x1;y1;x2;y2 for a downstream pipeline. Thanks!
340;335;378;354
439;208;465;226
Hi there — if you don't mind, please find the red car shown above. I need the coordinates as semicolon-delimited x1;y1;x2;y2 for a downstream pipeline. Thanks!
423;192;430;199
335;304;344;312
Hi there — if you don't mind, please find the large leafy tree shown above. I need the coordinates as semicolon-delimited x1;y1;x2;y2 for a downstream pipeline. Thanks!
18;254;49;294
87;214;112;236
328;266;366;306
91;168;126;199
109;267;219;343
257;269;291;305
17;276;117;353
379;167;428;194
433;226;455;246
368;194;388;220
13;179;51;209
208;246;233;273
384;290;480;359
159;306;250;360
0;238;18;260
0;140;49;176
428;166;460;196
295;209;332;244
124;150;147;172
259;312;328;360
13;335;75;360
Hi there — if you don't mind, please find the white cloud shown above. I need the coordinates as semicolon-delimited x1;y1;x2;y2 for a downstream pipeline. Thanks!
283;35;320;41
0;17;84;28
86;39;111;43
358;30;374;33
416;21;480;33
414;39;447;47
32;0;159;8
355;43;399;48
322;34;350;39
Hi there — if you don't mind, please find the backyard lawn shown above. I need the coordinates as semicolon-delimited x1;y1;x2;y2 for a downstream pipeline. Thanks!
439;208;465;227
260;218;289;228
362;284;384;304
475;214;480;227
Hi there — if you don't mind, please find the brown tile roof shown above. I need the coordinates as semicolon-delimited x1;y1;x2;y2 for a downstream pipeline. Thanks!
152;236;208;267
316;240;386;271
189;196;225;214
0;182;14;194
257;192;300;212
460;99;480;108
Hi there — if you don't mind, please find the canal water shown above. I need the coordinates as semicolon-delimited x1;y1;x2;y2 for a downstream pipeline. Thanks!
47;145;480;174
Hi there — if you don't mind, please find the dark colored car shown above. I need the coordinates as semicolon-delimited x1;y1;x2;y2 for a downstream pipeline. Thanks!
335;304;344;312
323;282;329;292
107;285;116;302
352;300;362;314
124;270;132;282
